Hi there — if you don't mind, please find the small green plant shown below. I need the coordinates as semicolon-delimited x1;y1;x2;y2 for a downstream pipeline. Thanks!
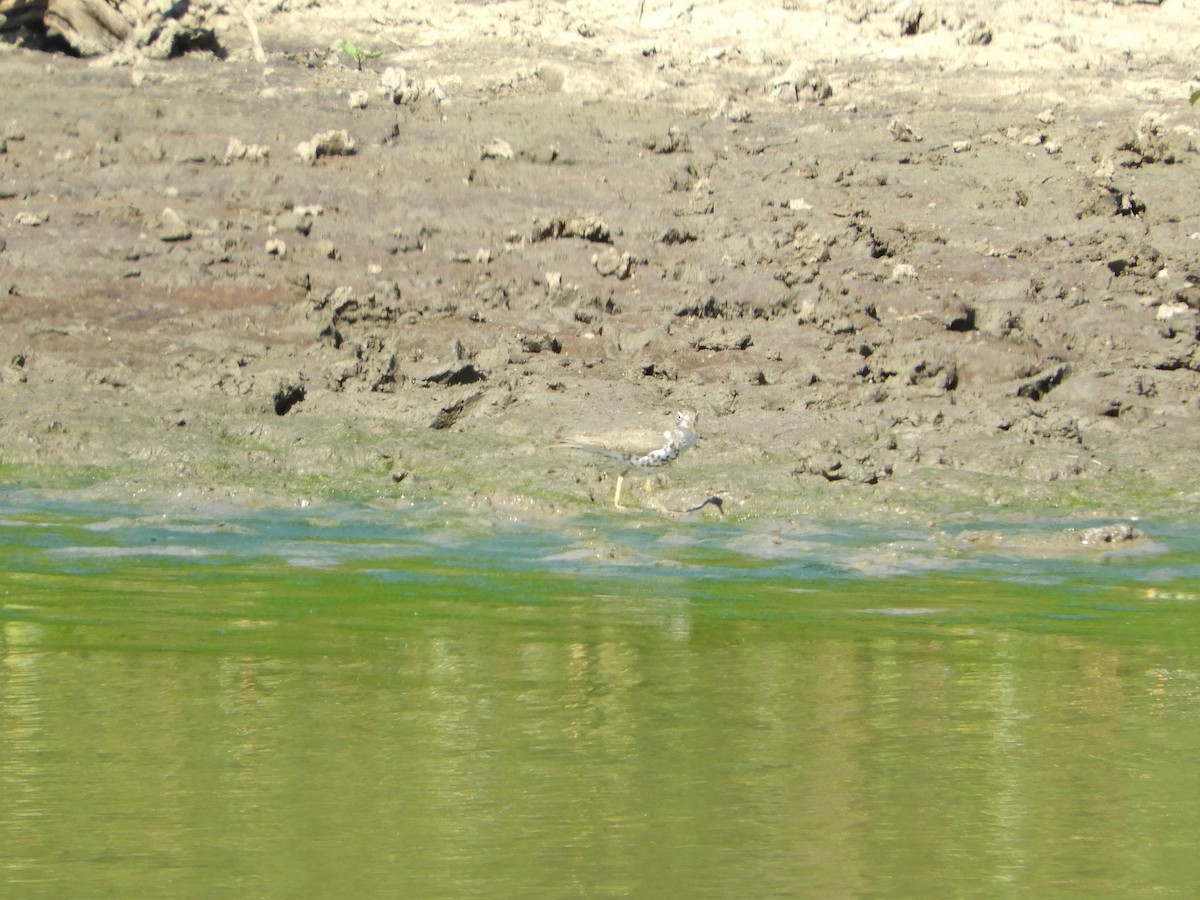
341;40;381;71
1191;87;1200;106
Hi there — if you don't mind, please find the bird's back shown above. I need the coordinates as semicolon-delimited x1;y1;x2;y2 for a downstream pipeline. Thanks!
558;408;698;470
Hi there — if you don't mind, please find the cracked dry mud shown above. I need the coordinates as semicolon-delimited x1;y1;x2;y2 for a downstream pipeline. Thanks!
1;0;1199;522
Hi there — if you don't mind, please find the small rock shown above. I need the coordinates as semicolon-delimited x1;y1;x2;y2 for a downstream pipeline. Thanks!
295;129;356;165
1156;302;1191;321
1115;190;1146;217
520;333;562;354
474;281;509;308
389;228;426;253
157;207;192;242
693;331;752;352
643;127;690;154
896;2;924;35
380;66;406;94
768;65;833;104
273;380;306;416
530;215;611;244
348;90;370;109
660;226;697;243
265;238;287;257
734;366;768;386
888;119;922;143
1017;364;1069;401
594;249;634;279
14;211;48;226
722;103;752;124
422;362;485;387
1119;112;1176;166
480;138;514;161
224;137;269;164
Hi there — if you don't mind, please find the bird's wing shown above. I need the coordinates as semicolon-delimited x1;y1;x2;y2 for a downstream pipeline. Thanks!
555;440;637;464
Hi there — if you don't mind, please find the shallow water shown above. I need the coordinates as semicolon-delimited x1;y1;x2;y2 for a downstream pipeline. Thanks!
3;487;1200;897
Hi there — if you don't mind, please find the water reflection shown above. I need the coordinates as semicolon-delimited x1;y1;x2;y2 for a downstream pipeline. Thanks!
2;498;1200;895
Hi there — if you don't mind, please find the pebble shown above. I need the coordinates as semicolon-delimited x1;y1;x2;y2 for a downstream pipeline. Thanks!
157;207;192;242
295;130;356;165
480;138;514;161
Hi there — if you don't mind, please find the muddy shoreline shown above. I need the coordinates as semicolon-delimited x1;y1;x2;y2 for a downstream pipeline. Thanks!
1;2;1198;523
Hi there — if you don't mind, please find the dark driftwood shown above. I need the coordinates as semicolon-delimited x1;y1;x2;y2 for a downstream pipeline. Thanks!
1;0;214;57
0;1;49;36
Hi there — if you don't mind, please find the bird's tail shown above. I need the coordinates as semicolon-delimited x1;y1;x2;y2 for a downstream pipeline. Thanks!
556;441;636;465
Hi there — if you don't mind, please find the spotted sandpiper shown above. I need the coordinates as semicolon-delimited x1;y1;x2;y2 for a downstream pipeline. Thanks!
559;407;701;513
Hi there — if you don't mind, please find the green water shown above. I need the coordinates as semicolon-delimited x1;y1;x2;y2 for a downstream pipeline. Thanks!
2;489;1200;897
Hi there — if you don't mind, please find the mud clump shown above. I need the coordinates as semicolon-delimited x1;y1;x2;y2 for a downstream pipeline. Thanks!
0;1;1197;519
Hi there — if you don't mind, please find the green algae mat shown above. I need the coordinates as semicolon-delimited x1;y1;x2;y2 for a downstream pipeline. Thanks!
3;487;1200;896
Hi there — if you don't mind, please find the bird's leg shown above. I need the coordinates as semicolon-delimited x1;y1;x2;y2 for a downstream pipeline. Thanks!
645;475;673;515
612;471;629;510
